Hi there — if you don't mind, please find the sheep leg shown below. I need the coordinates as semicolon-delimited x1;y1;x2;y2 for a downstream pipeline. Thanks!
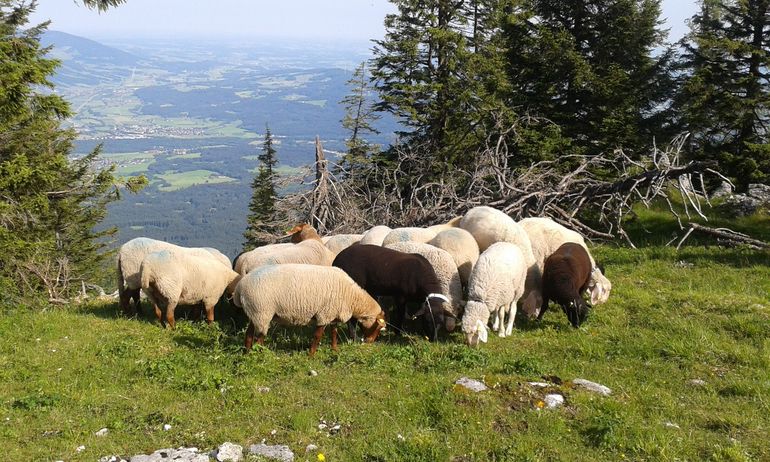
244;321;255;352
164;301;177;329
309;325;325;357
497;308;506;337
331;325;339;352
492;309;500;331
537;296;549;322
347;319;358;342
153;303;162;323
393;297;406;335
505;301;517;336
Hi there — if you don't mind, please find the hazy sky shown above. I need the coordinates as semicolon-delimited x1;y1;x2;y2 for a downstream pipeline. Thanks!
31;0;697;42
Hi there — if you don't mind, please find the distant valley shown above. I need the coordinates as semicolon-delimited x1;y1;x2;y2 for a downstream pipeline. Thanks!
44;31;398;257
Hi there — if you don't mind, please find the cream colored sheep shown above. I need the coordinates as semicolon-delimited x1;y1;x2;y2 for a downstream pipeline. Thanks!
234;264;386;356
385;241;464;330
322;234;363;256
236;239;335;275
117;237;230;315
359;225;392;246
139;249;240;329
427;227;479;287
381;227;438;247
519;217;611;305
462;242;527;347
426;216;462;234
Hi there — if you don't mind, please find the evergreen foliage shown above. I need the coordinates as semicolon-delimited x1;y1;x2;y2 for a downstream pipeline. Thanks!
0;0;143;302
676;0;770;188
243;125;281;250
339;62;380;174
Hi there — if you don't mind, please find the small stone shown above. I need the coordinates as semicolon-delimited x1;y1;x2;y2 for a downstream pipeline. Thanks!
397;434;405;441
270;429;277;435
248;443;295;462
76;445;86;452
309;370;318;377
257;386;271;393
689;379;706;386
455;376;488;392
162;424;172;431
527;382;550;388
573;378;612;396
664;421;680;429
215;442;243;462
317;423;327;430
305;444;318;453
329;424;341;434
544;394;565;408
95;427;109;437
99;457;126;462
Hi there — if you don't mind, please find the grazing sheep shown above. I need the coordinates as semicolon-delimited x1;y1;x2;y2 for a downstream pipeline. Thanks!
234;264;386;356
458;206;542;316
117;237;230;316
462;242;527;347
385;241;464;330
381;227;438;247
426;216;462;234
322;234;363;256
519;217;611;305
359;225;392;246
139;249;241;329
427;228;479;287
235;224;335;275
540;242;592;328
332;244;455;340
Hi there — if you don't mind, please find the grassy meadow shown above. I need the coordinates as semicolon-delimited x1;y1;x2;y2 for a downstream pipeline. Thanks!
1;211;769;461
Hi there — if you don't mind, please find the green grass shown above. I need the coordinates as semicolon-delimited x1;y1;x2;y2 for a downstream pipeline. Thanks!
1;239;768;461
155;170;237;192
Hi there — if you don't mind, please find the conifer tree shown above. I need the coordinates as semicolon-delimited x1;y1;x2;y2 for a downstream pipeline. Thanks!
501;0;674;159
339;62;380;175
0;0;144;301
243;125;280;250
676;0;770;188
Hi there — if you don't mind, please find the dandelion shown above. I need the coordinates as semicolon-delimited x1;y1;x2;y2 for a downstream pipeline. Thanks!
317;453;326;461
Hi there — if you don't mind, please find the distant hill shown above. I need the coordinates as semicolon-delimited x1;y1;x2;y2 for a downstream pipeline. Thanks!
41;31;145;85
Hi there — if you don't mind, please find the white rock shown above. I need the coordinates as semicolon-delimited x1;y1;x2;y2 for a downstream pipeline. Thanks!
527;382;550;388
455;377;488;392
215;442;243;462
544;394;565;408
257;386;271;393
664;421;680;429
162;424;172;431
305;444;318;453
397;434;405;441
99;457;127;462
573;378;612;395
270;429;277;435
96;427;109;437
689;379;706;386
76;445;86;452
248;443;294;462
309;370;318;377
317;423;327;430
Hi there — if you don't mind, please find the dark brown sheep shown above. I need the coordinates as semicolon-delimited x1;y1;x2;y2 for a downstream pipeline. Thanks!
332;244;454;340
540;242;592;328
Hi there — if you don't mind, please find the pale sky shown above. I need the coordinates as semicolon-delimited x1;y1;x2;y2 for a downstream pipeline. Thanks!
31;0;697;42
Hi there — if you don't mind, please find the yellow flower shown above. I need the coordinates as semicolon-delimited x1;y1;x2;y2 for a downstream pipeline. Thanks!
317;453;326;462
536;400;545;409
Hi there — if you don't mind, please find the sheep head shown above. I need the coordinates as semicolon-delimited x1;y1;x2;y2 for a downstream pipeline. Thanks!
461;300;489;347
562;296;590;328
287;223;322;243
360;310;387;343
411;293;454;340
521;290;543;320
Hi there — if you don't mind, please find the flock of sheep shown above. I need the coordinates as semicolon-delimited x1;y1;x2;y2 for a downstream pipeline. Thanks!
117;206;612;355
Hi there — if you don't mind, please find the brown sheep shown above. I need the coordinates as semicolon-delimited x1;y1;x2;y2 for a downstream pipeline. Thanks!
540;242;592;328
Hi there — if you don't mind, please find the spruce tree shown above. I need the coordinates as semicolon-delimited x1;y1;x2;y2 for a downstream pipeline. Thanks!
501;0;674;159
0;0;143;301
243;125;280;250
339;62;380;175
676;0;770;188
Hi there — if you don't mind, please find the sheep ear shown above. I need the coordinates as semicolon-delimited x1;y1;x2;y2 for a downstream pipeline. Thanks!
476;319;488;343
590;285;602;305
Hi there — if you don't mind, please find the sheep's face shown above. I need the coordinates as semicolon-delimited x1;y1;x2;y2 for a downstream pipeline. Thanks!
562;297;589;328
521;290;543;320
412;298;454;340
360;310;387;343
461;301;489;347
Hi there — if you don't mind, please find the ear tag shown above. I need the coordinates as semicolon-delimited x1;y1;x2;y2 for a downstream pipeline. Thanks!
476;319;488;343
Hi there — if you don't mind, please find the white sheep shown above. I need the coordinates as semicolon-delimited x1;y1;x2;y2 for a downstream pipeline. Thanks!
462;242;527;347
117;237;230;315
322;234;362;256
236;239;335;275
233;243;294;274
519;217;611;305
426;216;462;234
234;264;386;356
381;227;438;247
359;225;392;246
384;241;464;330
458;206;541;315
427;227;479;287
139;249;241;329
